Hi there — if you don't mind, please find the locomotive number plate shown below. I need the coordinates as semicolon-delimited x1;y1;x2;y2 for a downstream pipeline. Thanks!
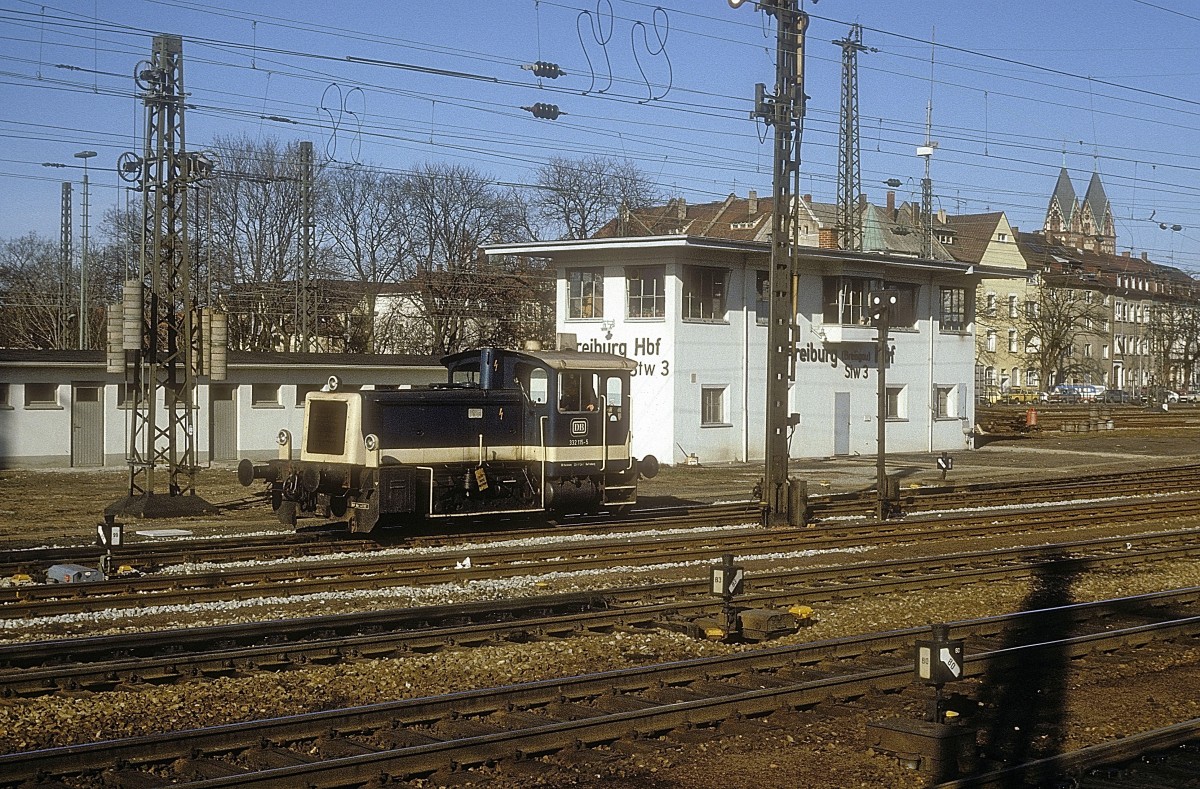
468;408;483;419
571;419;588;436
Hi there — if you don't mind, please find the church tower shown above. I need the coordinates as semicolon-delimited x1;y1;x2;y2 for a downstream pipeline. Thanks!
1043;168;1115;253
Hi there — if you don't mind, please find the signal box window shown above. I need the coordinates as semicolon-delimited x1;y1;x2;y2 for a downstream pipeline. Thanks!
626;266;665;319
886;385;907;420
701;386;727;426
568;268;604;319
940;287;967;332
823;277;918;327
559;371;599;412
682;266;728;322
934;385;957;419
755;270;769;325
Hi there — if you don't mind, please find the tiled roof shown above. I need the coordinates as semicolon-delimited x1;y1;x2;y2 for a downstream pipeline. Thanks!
1016;231;1196;295
942;212;1004;265
596;192;958;260
593;194;776;243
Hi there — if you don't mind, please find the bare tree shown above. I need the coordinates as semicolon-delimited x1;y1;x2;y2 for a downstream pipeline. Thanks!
386;162;538;355
1024;279;1108;387
318;164;411;353
1148;300;1200;391
532;155;663;240
206;135;306;351
0;234;61;349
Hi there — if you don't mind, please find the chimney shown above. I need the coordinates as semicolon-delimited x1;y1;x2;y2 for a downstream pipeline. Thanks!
818;227;838;249
858;193;867;210
803;194;812;204
676;197;687;220
886;190;895;216
1122;250;1130;258
937;208;947;224
748;189;758;214
1141;251;1148;261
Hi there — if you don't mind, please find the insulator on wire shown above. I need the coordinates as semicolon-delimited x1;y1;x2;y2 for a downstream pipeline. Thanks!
522;102;563;120
522;60;565;79
210;312;228;381
122;279;143;351
106;304;123;374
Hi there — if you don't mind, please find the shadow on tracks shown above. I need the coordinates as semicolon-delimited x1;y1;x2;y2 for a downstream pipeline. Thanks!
968;553;1077;785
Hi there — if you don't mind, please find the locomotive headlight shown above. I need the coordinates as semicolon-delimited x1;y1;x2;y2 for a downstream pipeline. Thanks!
277;429;292;446
364;433;379;452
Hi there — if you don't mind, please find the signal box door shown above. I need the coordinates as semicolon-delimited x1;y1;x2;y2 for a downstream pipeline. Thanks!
210;384;238;461
71;384;104;467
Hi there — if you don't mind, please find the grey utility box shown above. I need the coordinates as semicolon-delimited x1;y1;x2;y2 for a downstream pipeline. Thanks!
46;563;103;583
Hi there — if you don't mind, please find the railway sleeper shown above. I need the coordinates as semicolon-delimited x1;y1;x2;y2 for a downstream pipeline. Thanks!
172;757;249;781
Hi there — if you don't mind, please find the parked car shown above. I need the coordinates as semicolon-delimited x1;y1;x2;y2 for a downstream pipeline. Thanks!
1101;389;1141;404
1177;389;1199;403
1048;384;1104;403
1146;389;1180;404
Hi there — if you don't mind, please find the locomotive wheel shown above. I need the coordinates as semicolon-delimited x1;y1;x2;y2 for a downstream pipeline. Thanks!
276;500;298;528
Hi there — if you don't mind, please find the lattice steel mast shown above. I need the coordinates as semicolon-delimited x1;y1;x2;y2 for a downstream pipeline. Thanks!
59;182;72;349
108;34;214;518
296;140;317;352
835;24;868;252
732;0;809;525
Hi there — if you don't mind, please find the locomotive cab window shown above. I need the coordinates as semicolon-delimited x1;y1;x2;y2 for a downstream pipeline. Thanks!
451;367;479;386
604;376;623;421
559;371;599;412
521;366;548;405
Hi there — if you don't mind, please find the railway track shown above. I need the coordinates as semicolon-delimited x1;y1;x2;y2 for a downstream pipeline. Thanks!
2;590;1196;787
936;720;1200;788
4;491;1200;621
977;403;1200;433
0;501;761;576
3;530;1198;698
5;463;1200;577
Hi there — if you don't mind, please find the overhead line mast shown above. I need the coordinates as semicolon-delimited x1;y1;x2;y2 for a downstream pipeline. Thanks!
108;34;216;519
835;23;870;253
729;0;809;526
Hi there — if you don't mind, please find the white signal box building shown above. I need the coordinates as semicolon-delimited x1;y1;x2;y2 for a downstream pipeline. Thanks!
487;234;1011;466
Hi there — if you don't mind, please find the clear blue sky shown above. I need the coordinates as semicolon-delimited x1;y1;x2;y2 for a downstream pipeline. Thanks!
2;0;1198;271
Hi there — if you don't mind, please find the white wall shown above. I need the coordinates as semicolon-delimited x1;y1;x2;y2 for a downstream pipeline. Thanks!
0;359;444;469
558;249;977;465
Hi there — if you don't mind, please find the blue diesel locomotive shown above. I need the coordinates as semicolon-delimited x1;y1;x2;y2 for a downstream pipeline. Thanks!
238;346;659;531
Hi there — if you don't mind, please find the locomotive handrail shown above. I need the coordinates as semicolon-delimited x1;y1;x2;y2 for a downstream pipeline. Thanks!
418;466;435;516
539;415;548;510
600;395;608;471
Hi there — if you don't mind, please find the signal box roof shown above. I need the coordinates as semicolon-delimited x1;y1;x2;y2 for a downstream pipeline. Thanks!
441;347;636;372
